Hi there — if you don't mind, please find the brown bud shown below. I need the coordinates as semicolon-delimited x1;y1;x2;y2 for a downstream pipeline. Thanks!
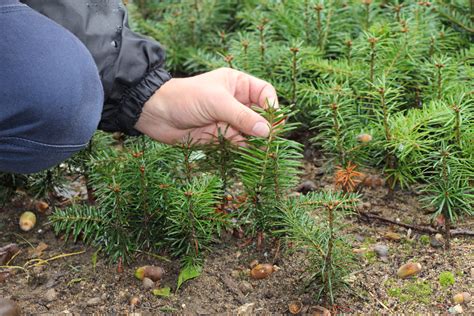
19;211;36;232
250;263;274;279
134;266;165;282
36;201;49;213
314;4;323;11
397;262;422;278
356;133;373;143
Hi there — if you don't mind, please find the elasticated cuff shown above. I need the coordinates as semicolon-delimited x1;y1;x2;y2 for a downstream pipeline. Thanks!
116;67;172;136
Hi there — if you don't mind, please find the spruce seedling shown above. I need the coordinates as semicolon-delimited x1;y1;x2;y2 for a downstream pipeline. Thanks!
235;104;302;247
277;191;359;304
420;145;473;249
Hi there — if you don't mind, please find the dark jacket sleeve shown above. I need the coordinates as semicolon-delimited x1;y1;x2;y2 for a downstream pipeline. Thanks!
21;0;171;135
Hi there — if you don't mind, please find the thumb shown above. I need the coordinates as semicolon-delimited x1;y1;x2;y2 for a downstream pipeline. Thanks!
211;94;270;137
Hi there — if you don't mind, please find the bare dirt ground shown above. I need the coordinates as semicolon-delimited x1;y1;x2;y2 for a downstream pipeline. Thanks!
1;156;473;315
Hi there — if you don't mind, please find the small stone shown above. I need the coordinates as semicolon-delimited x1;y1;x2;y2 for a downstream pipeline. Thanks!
354;234;365;243
0;298;20;316
86;297;101;306
44;288;57;302
453;292;471;304
142;277;155;289
397;262;422;278
448;304;463;314
296;180;317;194
129;296;140;306
239;281;253;295
374;244;389;258
362;202;371;210
430;235;443;248
471;268;474;278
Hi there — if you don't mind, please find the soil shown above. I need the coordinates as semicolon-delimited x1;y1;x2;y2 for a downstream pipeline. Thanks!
1;154;473;315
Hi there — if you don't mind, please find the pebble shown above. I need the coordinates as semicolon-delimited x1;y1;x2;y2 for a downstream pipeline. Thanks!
44;288;57;302
86;297;101;306
374;244;389;258
361;202;371;210
239;281;253;295
471;268;474;278
296;180;317;194
453;292;471;304
142;277;155;289
430;235;443;248
354;234;365;243
129;296;140;306
448;304;463;314
0;298;20;316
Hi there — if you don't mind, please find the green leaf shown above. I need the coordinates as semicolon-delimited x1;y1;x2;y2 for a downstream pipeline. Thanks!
152;287;171;297
176;264;202;291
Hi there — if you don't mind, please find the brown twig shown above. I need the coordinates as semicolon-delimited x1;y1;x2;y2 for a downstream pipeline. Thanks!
273;238;281;264
358;211;474;236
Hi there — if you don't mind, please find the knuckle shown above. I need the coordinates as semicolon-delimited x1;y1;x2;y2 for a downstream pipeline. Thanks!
216;67;230;74
236;108;250;127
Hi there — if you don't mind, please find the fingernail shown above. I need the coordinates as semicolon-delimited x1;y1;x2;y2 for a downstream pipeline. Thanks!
252;122;270;137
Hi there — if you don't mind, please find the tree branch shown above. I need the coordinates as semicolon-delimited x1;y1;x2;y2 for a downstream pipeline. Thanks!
358;211;474;236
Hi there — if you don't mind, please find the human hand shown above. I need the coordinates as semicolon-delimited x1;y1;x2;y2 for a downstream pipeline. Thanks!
134;67;278;145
